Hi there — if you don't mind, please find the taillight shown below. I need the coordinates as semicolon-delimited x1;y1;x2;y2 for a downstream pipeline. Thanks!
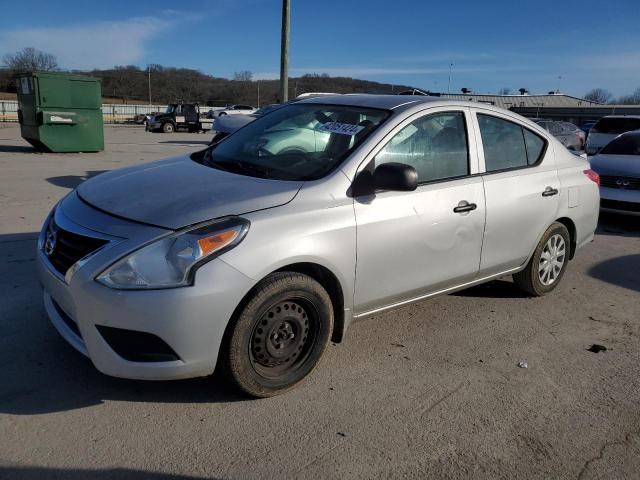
584;169;600;186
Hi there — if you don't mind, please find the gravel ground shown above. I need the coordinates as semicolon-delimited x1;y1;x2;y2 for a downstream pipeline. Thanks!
1;124;639;479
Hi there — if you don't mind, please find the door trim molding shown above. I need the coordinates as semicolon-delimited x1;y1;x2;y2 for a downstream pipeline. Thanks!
353;265;523;319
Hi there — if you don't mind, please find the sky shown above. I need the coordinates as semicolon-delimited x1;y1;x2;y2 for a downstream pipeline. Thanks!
1;0;639;98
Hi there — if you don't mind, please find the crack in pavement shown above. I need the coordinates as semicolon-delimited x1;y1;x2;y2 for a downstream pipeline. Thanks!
419;381;466;420
576;428;640;480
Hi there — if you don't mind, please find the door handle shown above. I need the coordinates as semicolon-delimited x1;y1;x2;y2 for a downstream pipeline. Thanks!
542;187;559;197
453;201;477;213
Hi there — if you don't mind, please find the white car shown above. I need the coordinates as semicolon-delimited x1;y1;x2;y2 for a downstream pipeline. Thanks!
213;104;257;118
585;115;640;155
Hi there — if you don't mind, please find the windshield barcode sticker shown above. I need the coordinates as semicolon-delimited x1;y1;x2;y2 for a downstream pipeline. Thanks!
317;122;365;136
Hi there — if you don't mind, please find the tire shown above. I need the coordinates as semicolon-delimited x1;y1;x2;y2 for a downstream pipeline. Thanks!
162;122;174;133
513;222;571;296
221;272;333;398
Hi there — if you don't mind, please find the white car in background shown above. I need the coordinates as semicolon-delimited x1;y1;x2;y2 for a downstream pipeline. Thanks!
585;115;640;155
213;104;257;118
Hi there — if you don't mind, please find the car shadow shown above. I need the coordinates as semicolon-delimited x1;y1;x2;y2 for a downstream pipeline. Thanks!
0;232;248;416
452;279;529;299
588;254;640;293
597;211;640;237
46;170;109;189
0;467;215;480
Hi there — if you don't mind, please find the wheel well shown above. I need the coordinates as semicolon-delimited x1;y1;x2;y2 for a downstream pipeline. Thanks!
275;263;345;343
556;217;577;259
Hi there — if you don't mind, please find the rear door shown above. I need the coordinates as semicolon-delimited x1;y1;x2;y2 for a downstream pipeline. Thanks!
353;107;486;314
471;109;560;276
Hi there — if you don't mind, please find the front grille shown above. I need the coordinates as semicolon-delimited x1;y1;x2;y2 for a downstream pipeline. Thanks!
45;221;108;276
600;175;640;190
601;199;640;212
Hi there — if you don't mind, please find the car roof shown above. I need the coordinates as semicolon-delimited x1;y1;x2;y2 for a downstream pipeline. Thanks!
617;130;640;138
296;94;512;115
598;115;640;119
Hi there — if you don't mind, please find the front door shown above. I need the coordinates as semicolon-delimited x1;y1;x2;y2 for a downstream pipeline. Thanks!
353;109;486;314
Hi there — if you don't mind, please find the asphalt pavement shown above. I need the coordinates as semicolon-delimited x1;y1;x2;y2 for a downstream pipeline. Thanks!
1;123;639;479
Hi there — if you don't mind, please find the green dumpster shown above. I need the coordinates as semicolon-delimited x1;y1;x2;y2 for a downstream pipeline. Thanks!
16;72;104;152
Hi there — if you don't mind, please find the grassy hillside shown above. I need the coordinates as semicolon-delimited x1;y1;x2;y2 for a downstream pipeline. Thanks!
0;66;415;106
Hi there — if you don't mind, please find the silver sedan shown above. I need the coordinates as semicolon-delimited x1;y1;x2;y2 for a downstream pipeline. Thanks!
37;95;600;397
590;130;640;215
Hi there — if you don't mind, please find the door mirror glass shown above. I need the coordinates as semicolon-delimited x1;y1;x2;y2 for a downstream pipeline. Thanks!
373;162;418;192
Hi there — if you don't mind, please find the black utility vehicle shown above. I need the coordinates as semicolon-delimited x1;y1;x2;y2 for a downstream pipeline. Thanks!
147;103;213;133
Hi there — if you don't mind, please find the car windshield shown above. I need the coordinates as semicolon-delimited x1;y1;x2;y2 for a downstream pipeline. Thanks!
195;103;390;181
165;105;176;114
600;135;640;156
592;117;640;134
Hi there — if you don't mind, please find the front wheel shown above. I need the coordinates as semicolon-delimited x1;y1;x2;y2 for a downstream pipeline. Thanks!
162;122;175;133
221;272;333;398
513;222;570;296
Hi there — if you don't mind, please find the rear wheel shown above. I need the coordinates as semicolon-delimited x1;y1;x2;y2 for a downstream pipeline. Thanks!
513;222;570;296
222;272;333;398
162;122;174;133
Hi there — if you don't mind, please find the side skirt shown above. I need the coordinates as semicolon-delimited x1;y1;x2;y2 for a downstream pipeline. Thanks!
353;266;523;319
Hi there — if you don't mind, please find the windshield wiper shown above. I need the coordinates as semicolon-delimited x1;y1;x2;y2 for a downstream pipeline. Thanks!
206;159;270;178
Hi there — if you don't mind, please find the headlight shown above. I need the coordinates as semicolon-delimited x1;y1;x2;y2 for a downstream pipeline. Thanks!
96;218;249;290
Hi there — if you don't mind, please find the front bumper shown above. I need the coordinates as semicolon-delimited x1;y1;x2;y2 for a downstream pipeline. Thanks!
38;194;255;380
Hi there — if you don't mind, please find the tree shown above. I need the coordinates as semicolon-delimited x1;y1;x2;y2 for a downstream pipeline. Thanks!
617;87;640;105
583;88;613;104
234;70;253;81
498;87;511;95
2;47;58;73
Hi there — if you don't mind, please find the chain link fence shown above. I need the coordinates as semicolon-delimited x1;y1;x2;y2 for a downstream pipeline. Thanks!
0;100;169;124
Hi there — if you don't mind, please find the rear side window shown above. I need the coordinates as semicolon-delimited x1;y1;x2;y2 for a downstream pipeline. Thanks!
375;111;469;183
478;114;545;171
523;129;545;164
600;134;640;155
592;117;640;134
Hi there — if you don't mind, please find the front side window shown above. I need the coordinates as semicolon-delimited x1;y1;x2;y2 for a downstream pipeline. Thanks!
478;114;545;172
196;104;389;181
374;111;469;183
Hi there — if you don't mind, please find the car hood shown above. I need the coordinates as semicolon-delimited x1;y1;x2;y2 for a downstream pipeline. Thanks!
590;154;640;177
77;155;303;229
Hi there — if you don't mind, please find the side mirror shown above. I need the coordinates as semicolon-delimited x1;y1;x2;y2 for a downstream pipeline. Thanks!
373;162;418;192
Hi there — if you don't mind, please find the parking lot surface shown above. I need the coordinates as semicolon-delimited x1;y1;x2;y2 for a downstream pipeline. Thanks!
1;123;639;479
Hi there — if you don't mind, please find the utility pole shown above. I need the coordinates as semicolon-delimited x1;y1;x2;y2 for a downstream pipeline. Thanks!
448;62;453;94
148;66;152;105
279;0;290;103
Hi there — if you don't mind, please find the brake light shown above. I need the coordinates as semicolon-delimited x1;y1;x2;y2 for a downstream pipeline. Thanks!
584;169;600;186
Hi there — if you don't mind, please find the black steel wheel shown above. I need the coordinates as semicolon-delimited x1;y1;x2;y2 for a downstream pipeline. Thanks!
249;298;318;377
221;272;333;397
